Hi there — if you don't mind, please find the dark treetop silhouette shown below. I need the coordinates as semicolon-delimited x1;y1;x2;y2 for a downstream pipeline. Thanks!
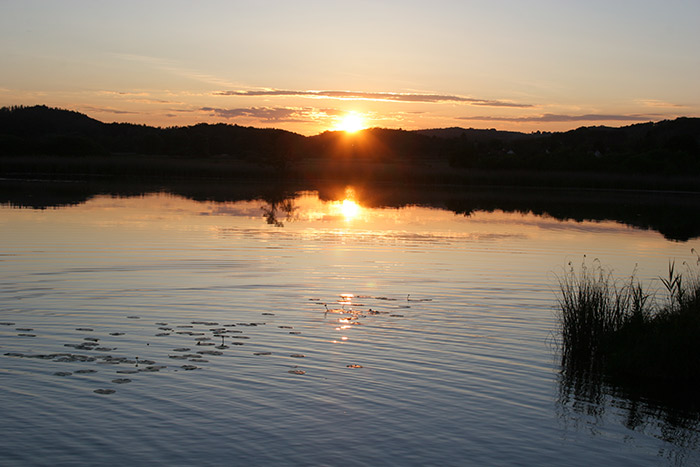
2;105;699;177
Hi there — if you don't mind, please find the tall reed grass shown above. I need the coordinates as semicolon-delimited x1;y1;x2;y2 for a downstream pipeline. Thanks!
557;254;700;382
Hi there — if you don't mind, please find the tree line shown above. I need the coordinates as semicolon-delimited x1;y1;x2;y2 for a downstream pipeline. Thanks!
1;105;699;175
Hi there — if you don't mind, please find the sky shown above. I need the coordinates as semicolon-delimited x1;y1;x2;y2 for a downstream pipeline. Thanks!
1;0;698;135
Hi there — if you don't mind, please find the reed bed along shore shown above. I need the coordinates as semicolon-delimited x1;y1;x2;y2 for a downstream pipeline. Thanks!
557;254;700;383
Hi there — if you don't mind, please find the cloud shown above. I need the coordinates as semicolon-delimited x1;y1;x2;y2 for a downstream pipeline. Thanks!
82;106;137;115
458;113;661;123
470;101;533;108
167;108;197;113
97;90;181;105
112;53;241;88
318;108;347;116
215;89;532;108
200;106;316;122
99;90;152;97
635;99;687;109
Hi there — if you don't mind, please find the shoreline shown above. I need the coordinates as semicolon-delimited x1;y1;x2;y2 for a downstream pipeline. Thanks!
3;152;700;193
3;174;700;242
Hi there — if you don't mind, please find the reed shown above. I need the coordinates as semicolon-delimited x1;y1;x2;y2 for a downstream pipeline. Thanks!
557;255;700;382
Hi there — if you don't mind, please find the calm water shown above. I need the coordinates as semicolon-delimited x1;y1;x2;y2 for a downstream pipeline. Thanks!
1;189;699;466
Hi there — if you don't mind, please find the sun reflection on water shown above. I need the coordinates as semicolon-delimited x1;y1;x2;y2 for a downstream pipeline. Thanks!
344;199;360;219
330;198;362;222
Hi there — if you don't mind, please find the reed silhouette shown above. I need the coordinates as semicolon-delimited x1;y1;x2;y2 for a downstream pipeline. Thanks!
557;255;700;387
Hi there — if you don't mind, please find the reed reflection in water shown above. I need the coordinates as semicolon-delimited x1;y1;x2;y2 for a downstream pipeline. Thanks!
558;364;700;465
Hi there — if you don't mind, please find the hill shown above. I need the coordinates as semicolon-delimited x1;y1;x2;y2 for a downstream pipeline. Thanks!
1;105;699;186
0;105;306;160
415;127;535;141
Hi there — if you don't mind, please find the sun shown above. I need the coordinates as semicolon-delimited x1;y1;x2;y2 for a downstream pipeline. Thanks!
336;113;366;133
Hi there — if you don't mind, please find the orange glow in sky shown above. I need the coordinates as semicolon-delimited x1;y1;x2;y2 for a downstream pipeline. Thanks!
0;2;698;135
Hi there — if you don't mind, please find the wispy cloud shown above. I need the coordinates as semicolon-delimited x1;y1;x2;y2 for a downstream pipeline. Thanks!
97;90;184;105
99;90;152;97
200;106;321;122
215;89;532;108
167;108;197;113
459;113;661;123
82;106;137;115
635;99;687;109
112;53;244;88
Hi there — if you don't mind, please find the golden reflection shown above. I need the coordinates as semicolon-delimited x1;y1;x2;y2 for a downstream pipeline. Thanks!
40;191;671;261
330;189;363;222
340;199;360;220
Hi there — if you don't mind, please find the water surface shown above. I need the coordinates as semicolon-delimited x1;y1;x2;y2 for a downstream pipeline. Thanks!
1;190;699;466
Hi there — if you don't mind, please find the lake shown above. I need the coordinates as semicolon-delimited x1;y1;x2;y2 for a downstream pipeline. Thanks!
1;185;700;466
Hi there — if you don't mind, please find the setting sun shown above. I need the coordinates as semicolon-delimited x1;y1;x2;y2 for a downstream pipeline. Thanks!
336;113;366;133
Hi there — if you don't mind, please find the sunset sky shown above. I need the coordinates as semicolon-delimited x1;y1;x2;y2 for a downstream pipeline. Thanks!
1;0;698;135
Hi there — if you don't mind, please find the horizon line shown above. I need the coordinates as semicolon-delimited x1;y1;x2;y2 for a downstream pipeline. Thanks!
2;104;697;137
